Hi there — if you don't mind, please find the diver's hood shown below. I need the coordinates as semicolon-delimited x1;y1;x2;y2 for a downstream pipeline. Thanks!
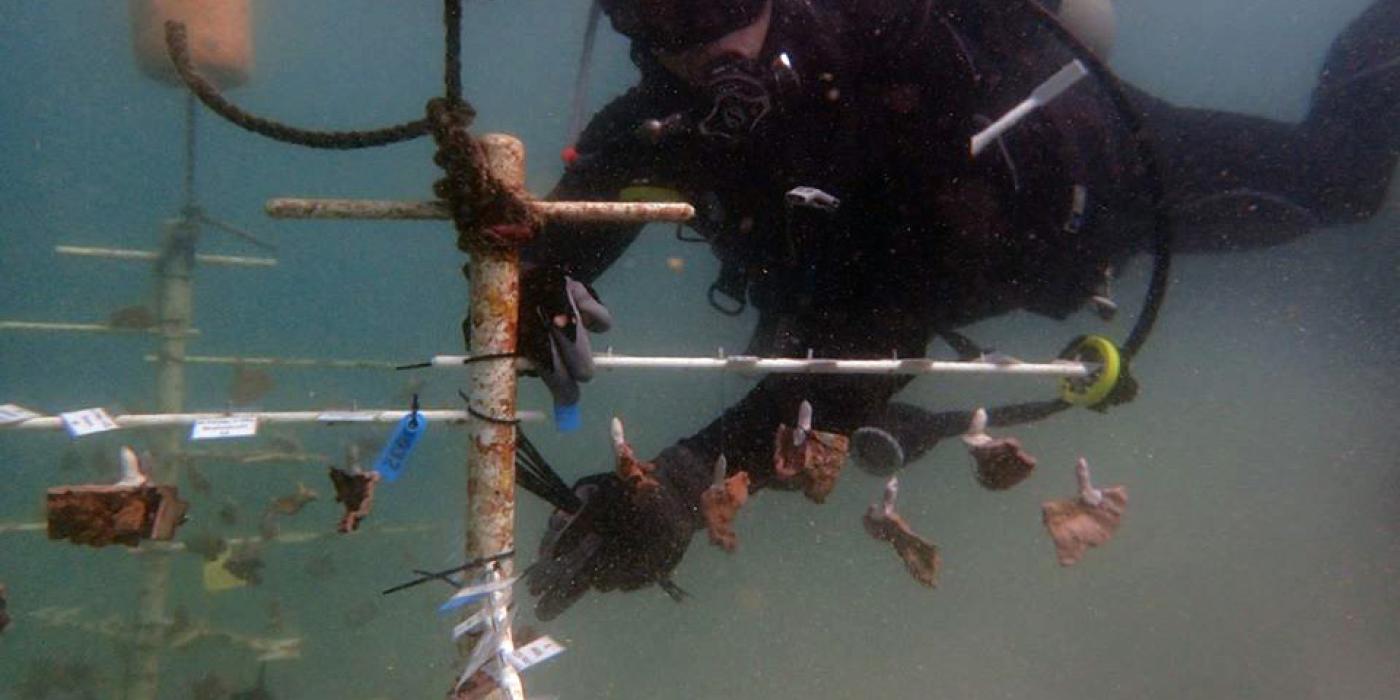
601;0;770;52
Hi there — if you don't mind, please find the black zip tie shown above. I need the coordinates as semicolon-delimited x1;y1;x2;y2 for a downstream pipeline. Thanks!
396;361;432;370
458;390;520;425
381;549;515;595
409;393;421;428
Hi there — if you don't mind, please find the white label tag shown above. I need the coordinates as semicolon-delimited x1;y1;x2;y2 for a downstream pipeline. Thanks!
316;411;376;423
190;416;259;440
451;609;488;641
0;403;41;425
60;408;118;437
506;636;565;671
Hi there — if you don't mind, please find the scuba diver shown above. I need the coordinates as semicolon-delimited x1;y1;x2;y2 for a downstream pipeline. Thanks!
516;0;1399;619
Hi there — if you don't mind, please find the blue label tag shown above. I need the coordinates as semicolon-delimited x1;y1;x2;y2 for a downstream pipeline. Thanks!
374;412;427;483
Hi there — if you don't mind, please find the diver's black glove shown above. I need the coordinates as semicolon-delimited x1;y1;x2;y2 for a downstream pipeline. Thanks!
526;444;706;620
518;264;612;430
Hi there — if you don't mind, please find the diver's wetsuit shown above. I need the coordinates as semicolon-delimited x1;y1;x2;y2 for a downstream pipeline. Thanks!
524;0;1399;501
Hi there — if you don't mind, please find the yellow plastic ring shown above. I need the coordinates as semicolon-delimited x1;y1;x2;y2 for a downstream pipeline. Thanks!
618;185;686;203
1059;334;1122;407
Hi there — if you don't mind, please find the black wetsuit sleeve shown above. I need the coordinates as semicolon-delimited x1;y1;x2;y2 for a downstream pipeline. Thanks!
521;89;662;283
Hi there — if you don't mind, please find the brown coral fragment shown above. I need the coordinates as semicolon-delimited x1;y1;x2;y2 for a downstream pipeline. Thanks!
611;417;659;497
46;450;189;548
961;407;1037;490
862;477;941;587
268;482;318;516
329;467;380;533
1041;457;1128;566
700;456;750;552
772;401;850;503
223;542;265;586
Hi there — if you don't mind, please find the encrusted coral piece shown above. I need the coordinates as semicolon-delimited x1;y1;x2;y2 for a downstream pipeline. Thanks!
45;448;188;547
773;401;850;503
700;456;750;552
862;477;941;587
1041;457;1128;566
268;482;318;516
329;467;380;534
961;407;1037;490
611;417;659;497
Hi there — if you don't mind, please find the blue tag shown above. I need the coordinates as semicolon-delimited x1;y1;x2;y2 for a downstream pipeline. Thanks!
374;411;427;483
553;402;581;433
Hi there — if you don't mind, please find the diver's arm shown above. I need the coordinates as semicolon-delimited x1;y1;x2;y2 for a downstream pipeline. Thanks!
521;89;662;283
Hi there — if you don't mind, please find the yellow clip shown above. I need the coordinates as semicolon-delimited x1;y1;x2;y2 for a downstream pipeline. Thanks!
1059;334;1122;407
202;549;246;593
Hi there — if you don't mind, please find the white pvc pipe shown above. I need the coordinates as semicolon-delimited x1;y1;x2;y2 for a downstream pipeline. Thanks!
141;354;400;370
0;321;200;336
55;245;277;268
0;408;544;431
425;353;1092;378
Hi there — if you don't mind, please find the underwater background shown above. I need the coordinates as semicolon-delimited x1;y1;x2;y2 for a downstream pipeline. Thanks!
1;1;1397;698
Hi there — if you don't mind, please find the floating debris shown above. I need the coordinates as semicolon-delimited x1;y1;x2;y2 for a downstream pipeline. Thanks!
960;407;1037;490
230;364;275;406
611;417;659;496
700;455;749;552
224;542;266;586
1041;457;1128;566
773;400;849;503
268;482;318;516
45;447;189;547
329;467;379;533
108;303;156;330
862;477;941;587
183;530;229;562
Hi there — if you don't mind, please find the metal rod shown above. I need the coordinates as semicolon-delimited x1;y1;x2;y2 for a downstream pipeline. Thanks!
421;353;1094;377
265;196;694;224
0;408;545;431
0;320;200;336
141;353;397;369
461;134;524;699
55;245;277;268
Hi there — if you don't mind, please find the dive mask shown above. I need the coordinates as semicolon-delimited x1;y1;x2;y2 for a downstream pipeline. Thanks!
601;0;769;52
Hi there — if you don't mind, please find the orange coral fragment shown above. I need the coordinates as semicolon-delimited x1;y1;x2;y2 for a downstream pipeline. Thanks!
700;457;750;552
1041;457;1128;566
961;407;1037;490
862;477;940;587
329;467;380;534
611;417;659;497
45;448;188;547
772;401;850;503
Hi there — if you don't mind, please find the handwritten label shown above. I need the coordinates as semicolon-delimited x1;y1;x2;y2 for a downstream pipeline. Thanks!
506;636;565;671
0;403;41;425
60;408;118;437
190;416;259;440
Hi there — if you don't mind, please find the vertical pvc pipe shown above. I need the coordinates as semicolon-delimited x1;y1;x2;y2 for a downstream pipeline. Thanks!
460;134;523;699
126;218;196;700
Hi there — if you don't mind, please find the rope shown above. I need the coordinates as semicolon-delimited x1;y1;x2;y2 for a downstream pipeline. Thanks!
164;21;431;149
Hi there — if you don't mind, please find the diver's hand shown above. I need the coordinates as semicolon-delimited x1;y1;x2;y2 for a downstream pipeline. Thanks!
519;264;612;427
526;445;704;620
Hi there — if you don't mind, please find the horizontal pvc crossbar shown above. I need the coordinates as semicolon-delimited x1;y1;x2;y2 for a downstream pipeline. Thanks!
55;245;277;268
424;353;1093;378
1;408;544;432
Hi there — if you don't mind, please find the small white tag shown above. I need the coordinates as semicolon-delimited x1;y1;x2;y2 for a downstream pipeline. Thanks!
506;636;565;672
60;408;118;437
451;609;489;641
0;403;41;425
316;410;376;423
190;416;259;440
